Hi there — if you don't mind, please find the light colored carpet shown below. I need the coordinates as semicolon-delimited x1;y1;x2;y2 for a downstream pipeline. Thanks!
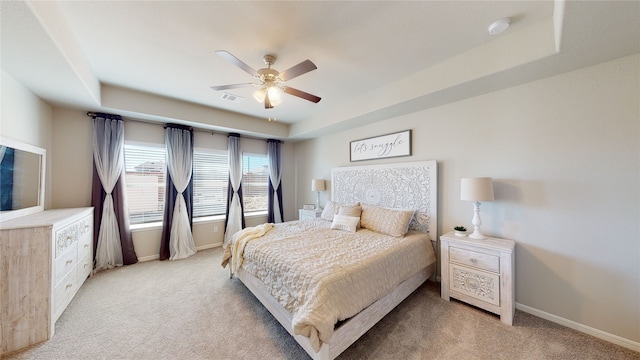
6;247;638;360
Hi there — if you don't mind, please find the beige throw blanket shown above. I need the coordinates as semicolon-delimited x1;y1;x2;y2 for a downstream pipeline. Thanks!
221;223;274;273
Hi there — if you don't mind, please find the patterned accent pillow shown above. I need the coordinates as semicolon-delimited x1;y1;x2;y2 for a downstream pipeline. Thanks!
360;203;415;237
321;200;359;221
330;214;360;233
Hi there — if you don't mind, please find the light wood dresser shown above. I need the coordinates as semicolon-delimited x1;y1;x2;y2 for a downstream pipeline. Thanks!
440;231;515;325
0;207;94;356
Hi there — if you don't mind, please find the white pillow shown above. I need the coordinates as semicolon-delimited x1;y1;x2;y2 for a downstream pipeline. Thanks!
330;214;360;233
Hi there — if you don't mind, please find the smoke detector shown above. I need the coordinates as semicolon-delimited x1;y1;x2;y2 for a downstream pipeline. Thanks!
488;18;510;35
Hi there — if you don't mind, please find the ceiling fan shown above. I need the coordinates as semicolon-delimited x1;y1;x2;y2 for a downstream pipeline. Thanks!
211;50;321;109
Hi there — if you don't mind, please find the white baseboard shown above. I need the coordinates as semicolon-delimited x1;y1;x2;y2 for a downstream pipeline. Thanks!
137;243;222;263
516;303;640;353
137;254;159;262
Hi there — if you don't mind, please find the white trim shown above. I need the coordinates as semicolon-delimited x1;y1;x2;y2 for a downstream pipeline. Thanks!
137;243;222;263
516;302;640;353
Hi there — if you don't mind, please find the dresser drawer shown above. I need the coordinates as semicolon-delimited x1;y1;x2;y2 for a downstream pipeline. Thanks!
55;215;92;258
449;263;500;306
78;253;93;283
54;268;77;316
450;246;500;273
78;233;92;261
54;245;78;285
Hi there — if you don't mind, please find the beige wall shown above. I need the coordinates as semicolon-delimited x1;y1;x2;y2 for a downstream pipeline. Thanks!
294;55;640;345
1;70;53;209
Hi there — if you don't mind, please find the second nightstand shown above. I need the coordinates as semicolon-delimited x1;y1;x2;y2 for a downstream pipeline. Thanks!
298;208;322;220
440;231;515;325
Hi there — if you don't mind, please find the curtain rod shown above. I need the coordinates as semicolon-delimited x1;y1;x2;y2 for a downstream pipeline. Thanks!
85;111;284;142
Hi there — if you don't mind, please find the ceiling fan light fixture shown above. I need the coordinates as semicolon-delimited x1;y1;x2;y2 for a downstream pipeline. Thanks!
267;86;283;105
253;88;267;103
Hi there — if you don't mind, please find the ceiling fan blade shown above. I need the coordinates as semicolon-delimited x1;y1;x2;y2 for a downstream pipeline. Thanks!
283;87;321;103
279;60;317;81
215;50;260;77
210;83;254;91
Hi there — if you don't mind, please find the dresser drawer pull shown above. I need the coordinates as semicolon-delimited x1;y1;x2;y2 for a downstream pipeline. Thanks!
66;259;73;265
470;258;478;263
84;263;90;268
84;244;90;248
65;283;73;289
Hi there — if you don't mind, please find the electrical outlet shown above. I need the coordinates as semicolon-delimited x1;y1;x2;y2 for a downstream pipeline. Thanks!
214;225;219;233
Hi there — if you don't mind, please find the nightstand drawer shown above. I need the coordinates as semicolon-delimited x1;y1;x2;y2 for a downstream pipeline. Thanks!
299;209;322;220
450;263;500;306
450;246;500;273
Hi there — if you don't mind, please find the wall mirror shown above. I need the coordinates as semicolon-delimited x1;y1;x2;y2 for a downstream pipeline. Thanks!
0;136;46;222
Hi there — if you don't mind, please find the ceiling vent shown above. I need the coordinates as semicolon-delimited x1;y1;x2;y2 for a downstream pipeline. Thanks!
221;93;244;103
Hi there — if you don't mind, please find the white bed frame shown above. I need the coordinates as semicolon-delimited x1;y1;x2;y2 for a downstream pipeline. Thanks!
236;160;438;359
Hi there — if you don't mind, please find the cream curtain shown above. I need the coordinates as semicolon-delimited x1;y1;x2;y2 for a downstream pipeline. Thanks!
93;116;125;271
224;134;244;246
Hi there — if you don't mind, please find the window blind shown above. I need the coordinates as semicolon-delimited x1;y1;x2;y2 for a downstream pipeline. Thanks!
124;143;166;225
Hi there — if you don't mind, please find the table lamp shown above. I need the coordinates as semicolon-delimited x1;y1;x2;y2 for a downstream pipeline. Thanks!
460;177;494;239
311;179;325;210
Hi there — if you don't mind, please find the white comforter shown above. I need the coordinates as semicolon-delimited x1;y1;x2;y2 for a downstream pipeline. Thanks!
222;220;436;352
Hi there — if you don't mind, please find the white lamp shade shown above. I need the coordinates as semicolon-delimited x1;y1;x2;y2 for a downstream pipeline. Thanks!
253;88;267;103
311;179;325;192
460;177;494;201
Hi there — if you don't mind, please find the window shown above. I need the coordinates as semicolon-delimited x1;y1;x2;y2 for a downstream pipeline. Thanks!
124;143;269;224
242;153;269;212
124;143;166;225
192;149;228;217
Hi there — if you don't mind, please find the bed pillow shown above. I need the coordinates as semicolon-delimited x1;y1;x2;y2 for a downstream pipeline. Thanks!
321;200;359;221
330;214;360;233
360;203;415;237
339;205;362;228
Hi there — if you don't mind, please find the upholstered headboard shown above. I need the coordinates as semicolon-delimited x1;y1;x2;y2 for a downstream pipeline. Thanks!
331;160;438;241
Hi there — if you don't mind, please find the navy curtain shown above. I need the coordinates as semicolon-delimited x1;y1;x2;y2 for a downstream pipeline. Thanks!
89;112;138;266
267;139;283;223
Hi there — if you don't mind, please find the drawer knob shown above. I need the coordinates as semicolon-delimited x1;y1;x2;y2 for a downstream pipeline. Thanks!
66;259;73;265
84;244;89;248
66;283;73;289
470;258;478;263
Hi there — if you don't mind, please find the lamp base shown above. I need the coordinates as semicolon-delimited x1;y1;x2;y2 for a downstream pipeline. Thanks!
468;230;487;240
468;201;487;239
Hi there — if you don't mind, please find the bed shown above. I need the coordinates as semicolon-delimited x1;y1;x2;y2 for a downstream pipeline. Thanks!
222;160;438;359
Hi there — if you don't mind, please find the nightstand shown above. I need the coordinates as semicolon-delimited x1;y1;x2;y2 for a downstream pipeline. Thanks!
298;208;322;220
440;231;515;325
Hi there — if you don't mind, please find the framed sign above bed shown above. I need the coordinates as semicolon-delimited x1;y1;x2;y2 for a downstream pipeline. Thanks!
349;130;411;162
